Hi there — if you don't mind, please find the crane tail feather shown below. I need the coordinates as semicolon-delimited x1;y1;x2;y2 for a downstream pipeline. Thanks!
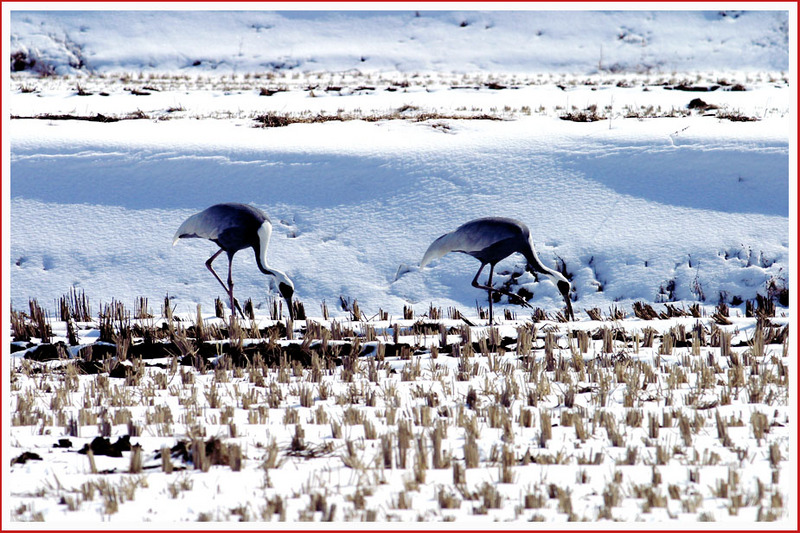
172;209;216;247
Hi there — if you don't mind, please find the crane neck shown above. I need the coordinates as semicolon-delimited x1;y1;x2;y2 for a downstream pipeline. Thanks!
253;242;284;279
255;255;274;277
253;222;274;273
524;236;568;284
254;223;293;290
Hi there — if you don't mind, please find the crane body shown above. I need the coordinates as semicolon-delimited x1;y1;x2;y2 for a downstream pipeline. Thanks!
173;203;294;321
421;217;574;324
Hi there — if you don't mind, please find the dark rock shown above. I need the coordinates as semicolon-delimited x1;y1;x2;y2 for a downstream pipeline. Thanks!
11;341;33;354
687;98;718;110
78;436;131;457
109;361;134;379
77;342;116;361
24;342;69;362
11;451;42;465
129;341;177;359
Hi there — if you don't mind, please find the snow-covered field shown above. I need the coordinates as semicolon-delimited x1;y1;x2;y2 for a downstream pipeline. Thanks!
4;7;796;527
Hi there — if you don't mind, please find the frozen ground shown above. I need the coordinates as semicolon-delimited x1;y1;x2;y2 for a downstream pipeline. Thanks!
4;6;795;528
5;312;794;524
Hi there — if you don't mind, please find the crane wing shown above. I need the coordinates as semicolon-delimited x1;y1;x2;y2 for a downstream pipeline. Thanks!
172;203;268;247
420;218;526;267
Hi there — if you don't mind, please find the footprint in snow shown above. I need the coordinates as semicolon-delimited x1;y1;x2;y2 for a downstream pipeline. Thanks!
279;217;300;238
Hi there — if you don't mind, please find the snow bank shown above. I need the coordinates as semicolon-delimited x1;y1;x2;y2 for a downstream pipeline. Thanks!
9;113;789;318
9;10;790;76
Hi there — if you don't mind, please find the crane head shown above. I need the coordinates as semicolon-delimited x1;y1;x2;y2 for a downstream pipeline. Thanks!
279;281;295;320
266;269;295;321
557;279;575;321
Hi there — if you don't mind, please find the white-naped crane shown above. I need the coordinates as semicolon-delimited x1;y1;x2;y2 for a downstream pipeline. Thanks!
420;217;574;324
173;203;295;320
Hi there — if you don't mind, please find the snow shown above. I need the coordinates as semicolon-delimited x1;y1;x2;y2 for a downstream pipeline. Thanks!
8;10;790;75
3;5;796;528
8;106;790;317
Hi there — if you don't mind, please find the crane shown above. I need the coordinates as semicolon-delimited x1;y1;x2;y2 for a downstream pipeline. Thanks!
173;203;295;321
420;217;574;324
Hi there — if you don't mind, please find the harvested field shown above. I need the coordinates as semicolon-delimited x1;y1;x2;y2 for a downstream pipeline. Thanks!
8;297;791;523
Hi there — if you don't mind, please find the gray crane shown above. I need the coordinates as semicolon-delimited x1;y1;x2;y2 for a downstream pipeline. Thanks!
173;203;295;321
420;217;574;324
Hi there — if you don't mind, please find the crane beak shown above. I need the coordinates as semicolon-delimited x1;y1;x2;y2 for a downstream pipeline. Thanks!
286;297;295;321
564;296;575;322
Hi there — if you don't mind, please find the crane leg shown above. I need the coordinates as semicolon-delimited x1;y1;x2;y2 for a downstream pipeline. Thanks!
487;263;495;325
471;262;534;325
225;256;247;321
471;262;495;325
470;263;487;289
205;250;245;320
205;250;229;292
227;257;236;321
